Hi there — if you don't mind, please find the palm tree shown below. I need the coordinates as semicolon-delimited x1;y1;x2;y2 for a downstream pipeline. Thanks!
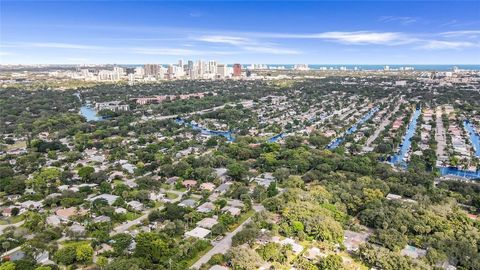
2;241;10;253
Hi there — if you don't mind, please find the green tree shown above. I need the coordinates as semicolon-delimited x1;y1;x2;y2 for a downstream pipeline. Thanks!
266;182;278;197
232;226;260;247
78;166;95;182
35;267;52;270
257;242;284;262
54;246;77;265
111;233;132;255
28;167;61;194
96;256;108;269
0;262;15;270
227;162;247;181
76;244;94;263
318;254;343;270
23;211;46;232
227;246;264;270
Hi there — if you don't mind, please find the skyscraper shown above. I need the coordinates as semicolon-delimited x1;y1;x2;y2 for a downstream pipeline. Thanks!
208;60;217;75
144;64;160;76
217;64;226;79
233;63;242;77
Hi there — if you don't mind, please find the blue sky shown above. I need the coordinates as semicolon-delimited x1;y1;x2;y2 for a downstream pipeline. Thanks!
1;1;479;64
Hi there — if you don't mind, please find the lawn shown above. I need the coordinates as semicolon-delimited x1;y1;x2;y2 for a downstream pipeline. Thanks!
0;215;24;225
125;212;142;221
228;209;255;231
166;192;179;199
185;243;214;267
61;240;91;248
6;140;26;151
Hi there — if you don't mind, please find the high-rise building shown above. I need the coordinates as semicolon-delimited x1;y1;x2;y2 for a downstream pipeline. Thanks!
293;64;309;71
233;63;242;77
208;60;217;75
197;60;206;77
144;64;161;76
113;66;125;76
134;67;145;78
217;64;226;78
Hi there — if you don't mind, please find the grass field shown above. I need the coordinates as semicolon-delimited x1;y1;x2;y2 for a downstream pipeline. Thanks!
0;215;24;225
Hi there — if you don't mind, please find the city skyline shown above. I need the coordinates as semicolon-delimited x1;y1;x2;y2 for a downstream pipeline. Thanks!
1;1;480;64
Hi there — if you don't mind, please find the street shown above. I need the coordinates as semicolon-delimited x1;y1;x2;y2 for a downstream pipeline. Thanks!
190;204;264;269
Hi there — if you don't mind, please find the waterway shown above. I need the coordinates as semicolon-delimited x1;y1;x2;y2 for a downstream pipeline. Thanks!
327;107;379;150
389;107;421;166
438;120;480;179
175;118;235;142
75;93;103;122
464;120;480;157
80;106;103;122
438;167;480;179
267;133;285;143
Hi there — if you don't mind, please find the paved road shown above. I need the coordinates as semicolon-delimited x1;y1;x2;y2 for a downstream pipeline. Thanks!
190;204;265;269
0;220;24;235
365;100;402;147
435;107;447;159
132;100;253;125
110;191;185;236
1;245;22;258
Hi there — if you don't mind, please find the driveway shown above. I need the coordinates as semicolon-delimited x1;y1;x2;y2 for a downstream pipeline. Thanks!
190;204;265;269
110;191;184;236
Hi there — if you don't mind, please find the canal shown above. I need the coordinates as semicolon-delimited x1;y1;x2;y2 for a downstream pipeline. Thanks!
389;107;421;166
327;107;379;150
438;120;480;179
176;118;235;142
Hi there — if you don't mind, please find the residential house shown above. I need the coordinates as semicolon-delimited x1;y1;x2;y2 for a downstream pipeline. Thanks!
221;206;241;216
197;202;216;213
182;180;198;189
88;194;119;205
196;217;218;229
179;199;197;208
185;227;211;239
200;182;216;192
93;215;111;223
127;201;144;211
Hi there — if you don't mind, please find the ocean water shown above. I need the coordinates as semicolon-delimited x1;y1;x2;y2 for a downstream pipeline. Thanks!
124;64;480;71
257;64;480;71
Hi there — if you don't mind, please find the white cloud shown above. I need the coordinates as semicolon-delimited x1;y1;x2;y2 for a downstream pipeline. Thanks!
132;48;198;55
419;40;478;49
195;35;300;54
378;16;418;25
440;30;480;38
131;47;234;56
27;42;104;50
243;46;300;55
66;57;90;63
252;31;415;45
311;31;411;45
196;35;250;45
